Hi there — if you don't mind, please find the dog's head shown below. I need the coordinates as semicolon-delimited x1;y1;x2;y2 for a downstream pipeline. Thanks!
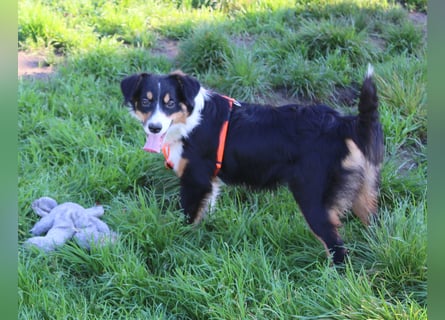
120;71;203;152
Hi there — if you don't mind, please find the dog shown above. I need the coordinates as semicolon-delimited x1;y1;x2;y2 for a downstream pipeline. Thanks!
120;65;383;264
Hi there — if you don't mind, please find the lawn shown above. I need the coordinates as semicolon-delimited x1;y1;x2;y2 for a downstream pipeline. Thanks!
18;0;427;318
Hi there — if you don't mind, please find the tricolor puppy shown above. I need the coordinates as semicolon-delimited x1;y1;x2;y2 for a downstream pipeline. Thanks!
120;66;383;264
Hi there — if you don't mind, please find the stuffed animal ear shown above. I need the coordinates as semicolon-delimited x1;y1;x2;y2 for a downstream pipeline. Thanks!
120;73;150;107
169;71;201;109
32;197;58;217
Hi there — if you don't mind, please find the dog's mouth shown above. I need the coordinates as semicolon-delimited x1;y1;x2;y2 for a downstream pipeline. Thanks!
143;133;166;153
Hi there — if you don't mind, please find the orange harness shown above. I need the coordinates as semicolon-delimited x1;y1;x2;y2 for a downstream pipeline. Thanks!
162;143;174;170
162;95;237;176
214;95;237;176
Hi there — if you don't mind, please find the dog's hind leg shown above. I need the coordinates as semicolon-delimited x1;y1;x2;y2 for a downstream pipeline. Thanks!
289;185;347;264
303;205;347;264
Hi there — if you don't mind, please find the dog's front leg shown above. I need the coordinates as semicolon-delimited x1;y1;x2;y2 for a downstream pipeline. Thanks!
179;176;213;224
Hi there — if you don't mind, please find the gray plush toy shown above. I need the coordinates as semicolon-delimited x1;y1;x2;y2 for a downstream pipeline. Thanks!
25;197;117;252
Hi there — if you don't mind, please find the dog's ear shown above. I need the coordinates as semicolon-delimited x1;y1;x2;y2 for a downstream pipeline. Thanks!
169;71;201;108
120;73;150;107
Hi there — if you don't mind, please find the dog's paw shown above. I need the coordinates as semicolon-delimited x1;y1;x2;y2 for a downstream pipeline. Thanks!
332;246;349;265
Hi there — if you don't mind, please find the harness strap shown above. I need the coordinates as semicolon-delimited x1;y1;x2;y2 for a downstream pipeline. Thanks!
214;95;236;176
162;144;174;169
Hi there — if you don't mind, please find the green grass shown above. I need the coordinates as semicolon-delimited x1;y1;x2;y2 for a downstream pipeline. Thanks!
18;0;426;318
177;24;233;74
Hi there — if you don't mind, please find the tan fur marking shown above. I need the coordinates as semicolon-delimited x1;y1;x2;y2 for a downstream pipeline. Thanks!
342;139;380;225
170;70;187;77
352;163;380;225
134;110;151;123
342;139;365;170
164;93;170;104
328;208;342;227
147;91;153;100
169;103;189;124
175;158;189;178
326;138;365;217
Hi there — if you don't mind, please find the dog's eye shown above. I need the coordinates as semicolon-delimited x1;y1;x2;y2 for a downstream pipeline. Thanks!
141;98;150;107
166;100;175;109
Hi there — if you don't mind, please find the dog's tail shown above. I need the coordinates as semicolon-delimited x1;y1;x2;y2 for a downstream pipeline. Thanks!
356;64;383;165
358;64;378;119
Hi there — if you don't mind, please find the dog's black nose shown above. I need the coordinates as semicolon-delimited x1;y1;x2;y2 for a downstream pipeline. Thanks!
148;123;162;134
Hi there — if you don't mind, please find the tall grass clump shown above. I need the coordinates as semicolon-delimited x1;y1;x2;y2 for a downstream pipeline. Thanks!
273;51;337;101
359;197;427;304
92;1;157;47
384;21;424;56
177;25;233;74
18;1;95;53
296;18;379;66
377;55;426;144
62;44;173;83
205;48;273;102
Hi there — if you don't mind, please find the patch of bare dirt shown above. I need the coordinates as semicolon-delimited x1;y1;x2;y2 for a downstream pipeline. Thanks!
151;39;180;61
409;12;427;27
18;51;55;79
409;12;427;37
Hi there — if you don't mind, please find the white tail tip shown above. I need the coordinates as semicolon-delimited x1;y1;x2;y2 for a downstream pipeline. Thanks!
366;64;374;78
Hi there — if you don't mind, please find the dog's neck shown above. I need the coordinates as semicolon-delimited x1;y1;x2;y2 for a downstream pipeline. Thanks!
163;87;209;145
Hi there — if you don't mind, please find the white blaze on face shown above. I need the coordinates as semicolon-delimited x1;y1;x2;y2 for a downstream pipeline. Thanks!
143;82;171;153
145;82;172;135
